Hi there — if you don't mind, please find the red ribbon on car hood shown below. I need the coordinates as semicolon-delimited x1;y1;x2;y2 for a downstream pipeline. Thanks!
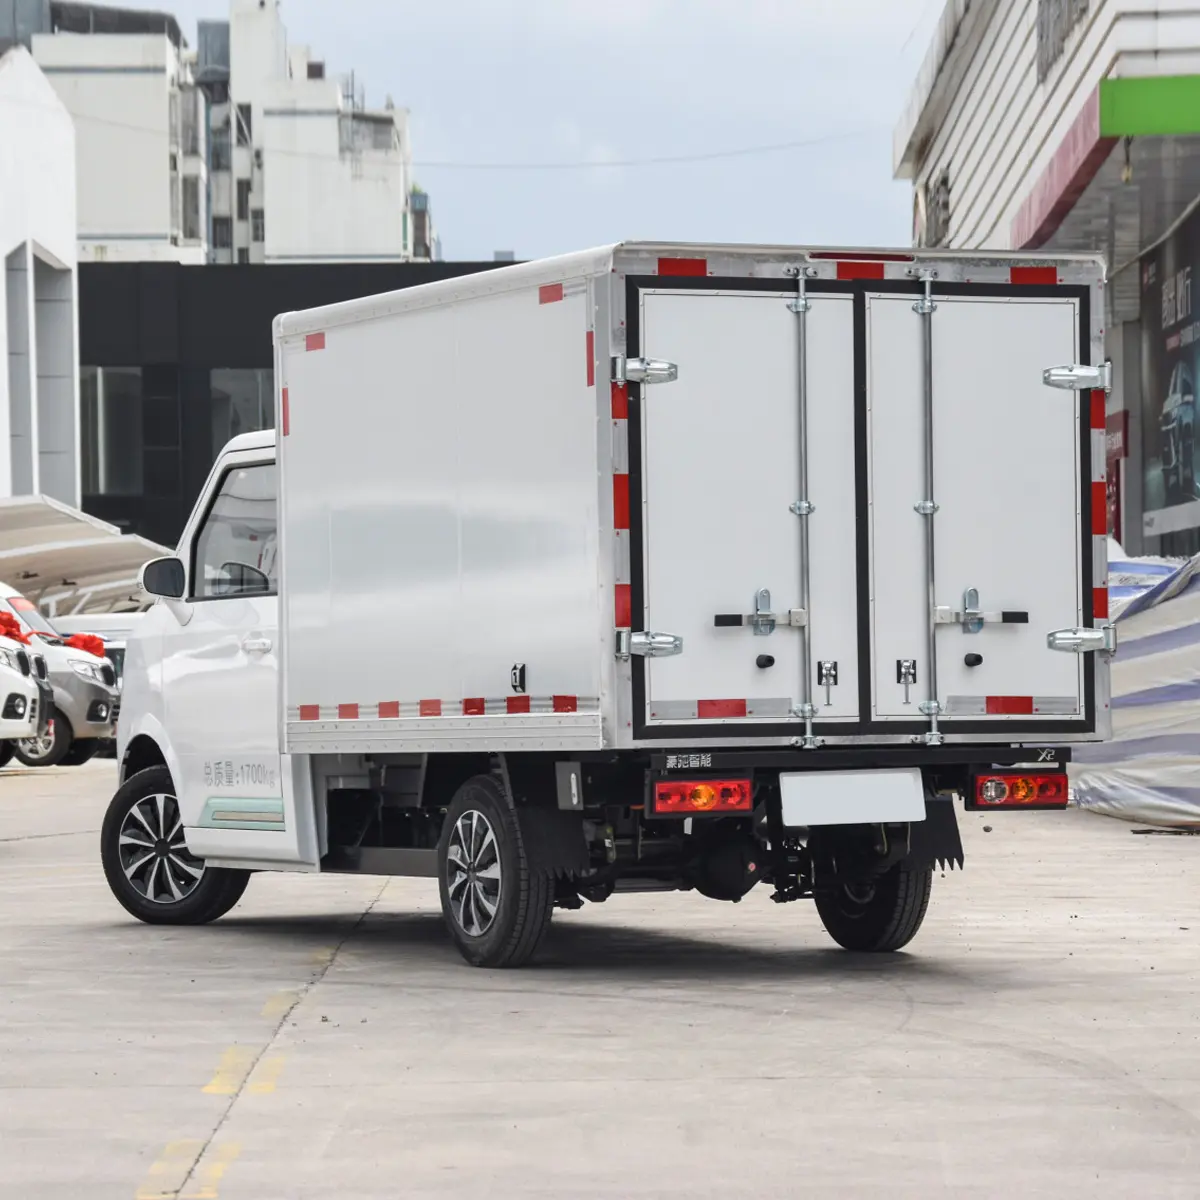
64;632;107;660
0;612;33;646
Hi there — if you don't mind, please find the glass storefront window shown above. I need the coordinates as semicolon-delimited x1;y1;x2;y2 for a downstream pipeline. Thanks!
80;366;144;496
210;368;274;459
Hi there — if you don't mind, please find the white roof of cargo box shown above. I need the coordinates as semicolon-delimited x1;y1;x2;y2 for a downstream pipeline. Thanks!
274;241;1107;341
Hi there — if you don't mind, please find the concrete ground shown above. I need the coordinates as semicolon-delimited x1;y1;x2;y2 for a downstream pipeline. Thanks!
1;762;1197;1199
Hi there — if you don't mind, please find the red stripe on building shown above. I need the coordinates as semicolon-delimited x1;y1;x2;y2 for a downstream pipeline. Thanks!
1010;266;1058;286
281;387;290;437
298;704;320;721
305;332;325;352
1094;587;1110;619
836;261;886;280
1092;480;1107;534
419;699;442;717
613;474;630;530
337;703;359;720
506;695;531;714
552;695;578;713
611;381;628;419
657;257;707;277
378;701;400;719
1091;389;1106;430
698;699;748;719
586;330;595;387
463;698;486;716
614;583;631;628
538;282;564;304
986;696;1034;715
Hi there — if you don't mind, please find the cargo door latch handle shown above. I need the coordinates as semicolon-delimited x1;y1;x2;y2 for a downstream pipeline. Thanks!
713;589;807;636
241;635;272;654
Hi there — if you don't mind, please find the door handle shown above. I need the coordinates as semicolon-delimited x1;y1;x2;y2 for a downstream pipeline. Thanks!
241;635;272;654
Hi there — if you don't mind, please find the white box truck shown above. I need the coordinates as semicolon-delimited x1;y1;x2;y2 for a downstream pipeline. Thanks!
102;242;1114;967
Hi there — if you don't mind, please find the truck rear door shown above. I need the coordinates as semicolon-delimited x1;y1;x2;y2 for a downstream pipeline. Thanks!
625;263;1101;743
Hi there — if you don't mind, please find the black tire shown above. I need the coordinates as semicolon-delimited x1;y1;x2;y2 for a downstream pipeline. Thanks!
814;861;933;952
101;765;250;925
62;738;101;767
13;706;72;767
0;741;13;769
437;774;553;968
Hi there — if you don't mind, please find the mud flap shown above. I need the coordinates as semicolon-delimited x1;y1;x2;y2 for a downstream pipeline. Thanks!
515;807;589;878
908;794;964;871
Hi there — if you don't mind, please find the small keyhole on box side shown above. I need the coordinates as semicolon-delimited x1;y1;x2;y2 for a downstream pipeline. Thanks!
756;655;775;669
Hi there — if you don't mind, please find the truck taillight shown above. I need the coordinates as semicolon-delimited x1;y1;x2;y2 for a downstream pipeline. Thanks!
969;772;1068;811
652;779;752;816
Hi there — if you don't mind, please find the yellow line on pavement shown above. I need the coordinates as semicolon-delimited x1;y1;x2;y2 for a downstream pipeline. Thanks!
180;1142;241;1200
260;989;300;1019
201;1046;255;1095
134;1138;204;1199
247;1055;287;1095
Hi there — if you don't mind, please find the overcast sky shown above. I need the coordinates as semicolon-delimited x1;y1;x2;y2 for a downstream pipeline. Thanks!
139;0;944;261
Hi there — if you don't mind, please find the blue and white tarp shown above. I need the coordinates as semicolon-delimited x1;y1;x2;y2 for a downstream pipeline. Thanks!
1071;543;1200;827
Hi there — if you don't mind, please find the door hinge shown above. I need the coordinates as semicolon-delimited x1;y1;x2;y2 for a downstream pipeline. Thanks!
1047;625;1118;655
1042;362;1112;392
612;355;678;385
616;630;684;660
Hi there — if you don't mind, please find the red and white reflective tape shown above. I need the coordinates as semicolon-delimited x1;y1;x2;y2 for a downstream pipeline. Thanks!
292;696;597;722
1089;388;1109;620
612;378;632;631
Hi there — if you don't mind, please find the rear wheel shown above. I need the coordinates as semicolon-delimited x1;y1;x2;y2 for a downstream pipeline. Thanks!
437;775;553;968
101;765;250;925
13;707;72;767
814;861;932;952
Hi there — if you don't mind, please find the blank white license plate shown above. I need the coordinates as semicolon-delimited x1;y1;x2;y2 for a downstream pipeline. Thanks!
779;768;926;827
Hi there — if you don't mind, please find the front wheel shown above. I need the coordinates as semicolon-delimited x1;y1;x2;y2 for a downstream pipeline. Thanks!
437;775;554;967
814;861;932;952
101;765;250;925
13;707;72;767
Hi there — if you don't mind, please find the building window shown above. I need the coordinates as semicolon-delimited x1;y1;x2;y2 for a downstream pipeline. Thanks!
237;248;250;264
81;367;143;496
211;123;231;171
80;367;181;499
182;176;201;241
236;102;252;147
210;368;275;460
212;217;232;249
236;178;251;221
251;208;265;242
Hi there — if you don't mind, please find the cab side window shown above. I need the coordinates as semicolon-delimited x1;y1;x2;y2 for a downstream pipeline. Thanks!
191;463;278;599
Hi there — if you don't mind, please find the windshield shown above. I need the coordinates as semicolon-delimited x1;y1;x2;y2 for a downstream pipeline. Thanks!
3;595;60;638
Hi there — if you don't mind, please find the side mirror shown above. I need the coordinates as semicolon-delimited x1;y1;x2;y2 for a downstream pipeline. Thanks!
140;557;186;600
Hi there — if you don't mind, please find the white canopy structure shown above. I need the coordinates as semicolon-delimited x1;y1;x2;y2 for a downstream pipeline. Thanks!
0;495;166;615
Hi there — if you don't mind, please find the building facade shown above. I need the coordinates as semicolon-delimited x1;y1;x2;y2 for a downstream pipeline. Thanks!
9;0;430;267
77;260;500;546
895;0;1200;554
0;45;80;506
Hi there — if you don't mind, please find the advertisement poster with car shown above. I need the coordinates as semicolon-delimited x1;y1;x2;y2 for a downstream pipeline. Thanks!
1141;210;1200;553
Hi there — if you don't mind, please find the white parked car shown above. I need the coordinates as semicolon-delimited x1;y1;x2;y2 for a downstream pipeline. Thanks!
0;635;51;767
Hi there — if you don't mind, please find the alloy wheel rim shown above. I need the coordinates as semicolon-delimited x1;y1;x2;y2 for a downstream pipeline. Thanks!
118;793;205;904
18;721;54;760
445;809;502;937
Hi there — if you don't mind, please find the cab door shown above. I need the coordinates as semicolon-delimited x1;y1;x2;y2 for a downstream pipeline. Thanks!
165;449;317;865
